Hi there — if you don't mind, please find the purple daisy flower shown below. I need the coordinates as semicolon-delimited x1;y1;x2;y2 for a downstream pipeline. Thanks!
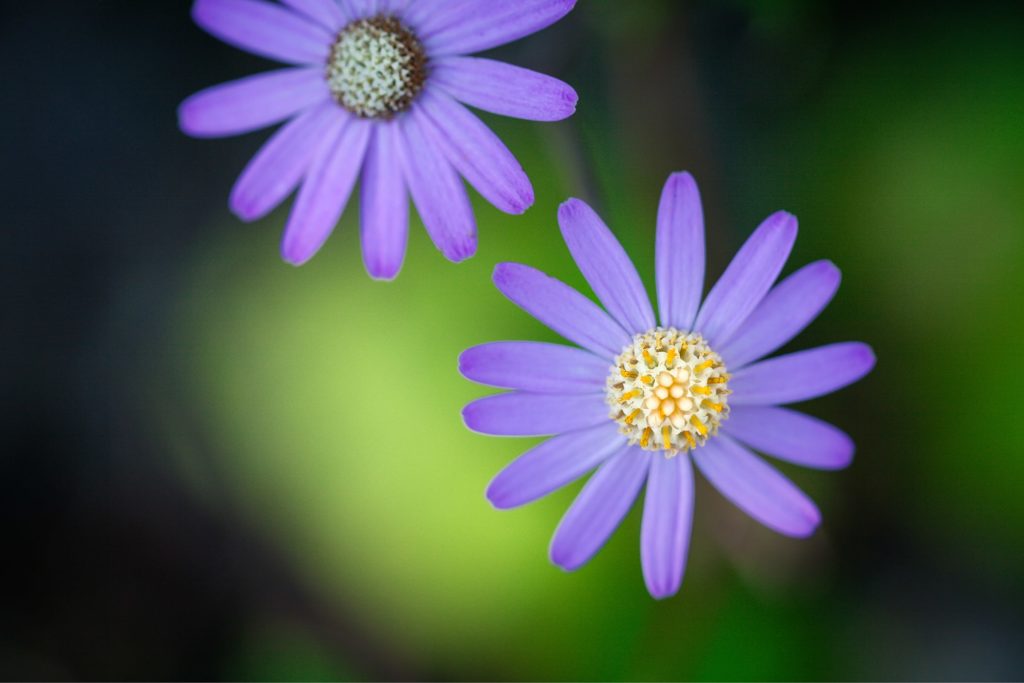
179;0;578;279
460;172;876;599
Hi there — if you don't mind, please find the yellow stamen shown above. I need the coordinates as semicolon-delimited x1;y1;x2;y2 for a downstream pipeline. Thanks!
694;359;715;373
707;375;729;384
618;389;642;403
662;425;672;450
640;427;652;448
691;385;712;396
690;415;707;436
684;431;697;449
642;348;656;368
620;368;638;380
624;408;641;424
665;347;677;368
640;374;655;385
701;400;724;412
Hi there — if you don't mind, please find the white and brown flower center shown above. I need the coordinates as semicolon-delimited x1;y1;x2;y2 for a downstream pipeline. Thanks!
326;16;427;119
607;329;730;455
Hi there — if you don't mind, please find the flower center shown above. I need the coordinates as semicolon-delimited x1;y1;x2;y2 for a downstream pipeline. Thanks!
607;328;731;455
326;16;427;119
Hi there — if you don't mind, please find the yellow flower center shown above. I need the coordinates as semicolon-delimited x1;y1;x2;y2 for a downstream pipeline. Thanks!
607;328;730;454
326;16;427;119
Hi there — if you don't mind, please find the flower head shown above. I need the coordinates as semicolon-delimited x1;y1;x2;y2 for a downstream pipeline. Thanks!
179;0;578;279
460;173;875;599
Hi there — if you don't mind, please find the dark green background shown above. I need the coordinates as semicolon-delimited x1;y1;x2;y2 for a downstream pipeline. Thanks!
4;0;1023;679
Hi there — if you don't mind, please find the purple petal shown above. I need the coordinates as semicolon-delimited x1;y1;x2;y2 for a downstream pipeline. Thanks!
460;341;609;393
230;100;344;222
360;123;408;280
415;90;533;214
431;56;577;122
558;199;656;334
192;0;332;65
486;422;626;509
462;392;610;436
280;115;372;265
356;0;409;15
492;262;632;359
279;0;346;29
729;342;876;406
723;406;855;470
335;0;361;19
550;445;649;571
693;211;797;346
719;260;841;368
396;0;459;34
641;453;694;599
655;172;705;331
178;67;327;138
693;435;820;537
378;0;411;14
397;108;477;262
422;0;577;56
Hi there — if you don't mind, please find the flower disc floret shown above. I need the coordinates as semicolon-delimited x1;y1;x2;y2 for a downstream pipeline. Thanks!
607;328;730;454
326;16;427;119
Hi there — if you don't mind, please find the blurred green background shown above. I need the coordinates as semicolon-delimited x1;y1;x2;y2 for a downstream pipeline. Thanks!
5;0;1023;680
